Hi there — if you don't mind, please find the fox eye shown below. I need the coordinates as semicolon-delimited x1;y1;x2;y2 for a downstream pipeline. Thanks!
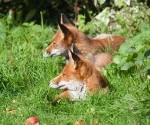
53;42;56;44
62;73;66;76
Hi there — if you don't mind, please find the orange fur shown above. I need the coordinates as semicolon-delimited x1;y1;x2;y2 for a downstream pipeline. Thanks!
51;90;70;105
74;122;83;125
43;14;125;69
92;53;113;70
49;50;108;104
45;24;125;56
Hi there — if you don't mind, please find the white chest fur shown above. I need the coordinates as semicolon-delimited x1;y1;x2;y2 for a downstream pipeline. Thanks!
50;80;87;101
67;81;86;101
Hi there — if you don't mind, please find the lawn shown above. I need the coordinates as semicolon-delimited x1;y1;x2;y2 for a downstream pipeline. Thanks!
0;20;150;125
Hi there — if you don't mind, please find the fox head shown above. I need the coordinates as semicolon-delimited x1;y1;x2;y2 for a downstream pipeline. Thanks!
49;50;84;90
43;13;76;57
49;50;87;100
49;49;108;93
43;22;74;57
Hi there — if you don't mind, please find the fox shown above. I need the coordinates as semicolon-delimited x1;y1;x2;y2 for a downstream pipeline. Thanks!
43;13;125;69
43;13;125;59
49;49;109;105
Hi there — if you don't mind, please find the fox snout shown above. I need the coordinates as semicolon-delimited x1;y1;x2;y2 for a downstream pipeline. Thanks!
49;81;58;88
43;48;67;57
49;80;68;90
43;50;58;57
43;51;52;57
43;46;54;57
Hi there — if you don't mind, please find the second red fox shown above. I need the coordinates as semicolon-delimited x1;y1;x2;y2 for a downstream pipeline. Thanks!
43;13;125;69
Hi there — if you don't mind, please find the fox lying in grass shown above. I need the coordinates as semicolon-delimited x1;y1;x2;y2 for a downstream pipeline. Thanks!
49;49;109;105
43;13;125;68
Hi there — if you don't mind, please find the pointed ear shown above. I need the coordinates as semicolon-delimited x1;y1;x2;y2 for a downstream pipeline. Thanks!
58;22;70;35
68;50;80;69
61;13;71;25
71;43;82;55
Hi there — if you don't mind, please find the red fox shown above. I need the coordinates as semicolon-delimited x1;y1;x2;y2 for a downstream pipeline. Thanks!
43;13;125;57
43;13;125;68
49;50;108;105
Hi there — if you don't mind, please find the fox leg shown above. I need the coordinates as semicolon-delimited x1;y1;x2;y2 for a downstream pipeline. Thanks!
52;90;70;105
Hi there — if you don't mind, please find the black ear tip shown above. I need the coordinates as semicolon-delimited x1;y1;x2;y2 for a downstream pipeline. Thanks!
61;13;66;18
61;13;65;16
58;21;69;34
72;43;82;55
69;49;80;62
61;13;71;24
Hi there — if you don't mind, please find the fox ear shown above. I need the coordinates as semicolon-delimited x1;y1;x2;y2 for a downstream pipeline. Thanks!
68;50;80;69
58;22;70;35
61;13;71;25
71;43;82;55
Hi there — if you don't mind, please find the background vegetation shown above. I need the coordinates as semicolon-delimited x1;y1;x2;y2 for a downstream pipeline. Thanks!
0;0;150;125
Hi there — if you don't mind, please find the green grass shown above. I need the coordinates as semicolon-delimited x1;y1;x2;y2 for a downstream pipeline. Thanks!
0;20;150;125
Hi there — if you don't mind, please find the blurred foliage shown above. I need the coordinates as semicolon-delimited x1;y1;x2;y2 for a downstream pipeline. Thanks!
0;0;149;26
78;1;150;37
0;0;99;25
107;31;150;78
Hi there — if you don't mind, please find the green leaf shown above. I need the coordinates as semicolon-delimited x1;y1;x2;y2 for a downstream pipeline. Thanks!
94;7;110;25
119;39;133;54
139;22;150;32
114;0;124;8
22;22;35;27
24;9;36;22
0;33;6;41
117;57;128;68
29;25;42;33
134;54;144;66
6;9;15;24
94;0;97;6
113;55;121;64
144;49;150;58
98;0;106;5
140;83;147;90
132;31;150;44
135;44;144;52
121;62;134;70
146;8;150;16
125;0;130;6
146;69;150;76
101;68;107;76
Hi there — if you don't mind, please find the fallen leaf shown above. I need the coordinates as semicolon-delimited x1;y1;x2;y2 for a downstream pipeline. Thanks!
6;108;16;113
74;122;83;125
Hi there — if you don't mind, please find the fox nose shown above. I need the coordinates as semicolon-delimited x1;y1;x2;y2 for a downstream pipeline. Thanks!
43;51;51;57
49;81;59;85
